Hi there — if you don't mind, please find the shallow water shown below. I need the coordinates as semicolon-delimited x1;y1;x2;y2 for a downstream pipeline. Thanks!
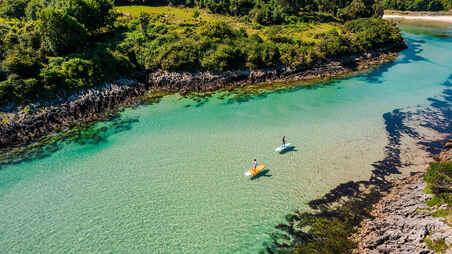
1;25;452;253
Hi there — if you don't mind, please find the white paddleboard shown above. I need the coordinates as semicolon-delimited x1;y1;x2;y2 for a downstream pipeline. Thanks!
275;143;292;152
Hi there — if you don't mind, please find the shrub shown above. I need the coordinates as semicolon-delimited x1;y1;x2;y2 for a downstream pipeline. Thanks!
198;21;235;40
0;77;41;103
1;48;40;77
38;8;88;56
244;37;280;69
0;0;27;19
157;39;202;72
40;57;99;91
425;162;452;194
200;44;244;72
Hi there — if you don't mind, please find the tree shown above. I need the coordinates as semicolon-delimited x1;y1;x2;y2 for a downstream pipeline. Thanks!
66;0;117;33
428;0;444;10
0;0;27;19
25;0;44;21
38;8;88;56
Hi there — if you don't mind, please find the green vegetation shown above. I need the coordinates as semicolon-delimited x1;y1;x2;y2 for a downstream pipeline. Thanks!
424;162;452;229
432;208;450;217
424;162;452;206
267;188;381;253
0;0;405;107
384;0;452;11
0;0;133;106
425;234;449;253
114;0;385;23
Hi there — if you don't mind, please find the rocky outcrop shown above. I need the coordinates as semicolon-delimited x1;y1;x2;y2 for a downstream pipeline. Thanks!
147;48;400;93
355;143;452;254
0;79;148;149
0;47;401;150
437;140;452;162
355;174;451;253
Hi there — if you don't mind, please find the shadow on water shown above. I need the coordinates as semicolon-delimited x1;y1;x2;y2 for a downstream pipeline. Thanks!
295;73;452;210
226;38;430;105
279;146;297;155
0;116;139;170
307;109;419;210
266;74;452;252
182;94;211;108
416;74;452;154
250;169;272;180
397;37;430;64
360;61;394;85
359;37;429;85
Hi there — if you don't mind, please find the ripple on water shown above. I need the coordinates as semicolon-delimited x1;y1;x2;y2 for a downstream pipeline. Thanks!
1;27;452;253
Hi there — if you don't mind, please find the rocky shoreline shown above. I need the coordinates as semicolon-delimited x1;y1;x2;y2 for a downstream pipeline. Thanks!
354;144;452;254
0;47;400;150
147;48;400;94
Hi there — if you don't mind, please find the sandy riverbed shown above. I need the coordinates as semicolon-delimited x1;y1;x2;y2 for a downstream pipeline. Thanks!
384;14;452;24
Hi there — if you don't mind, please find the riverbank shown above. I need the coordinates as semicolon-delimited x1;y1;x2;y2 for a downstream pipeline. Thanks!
384;14;452;23
385;10;452;16
354;144;452;253
267;63;452;252
0;47;401;151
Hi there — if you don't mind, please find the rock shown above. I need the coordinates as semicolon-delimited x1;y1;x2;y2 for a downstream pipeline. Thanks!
355;174;452;254
0;79;147;149
0;47;401;150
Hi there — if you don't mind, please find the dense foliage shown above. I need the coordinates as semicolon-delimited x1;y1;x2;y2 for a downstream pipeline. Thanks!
0;0;405;106
424;162;452;206
0;0;134;105
119;16;404;73
114;0;386;24
384;0;452;11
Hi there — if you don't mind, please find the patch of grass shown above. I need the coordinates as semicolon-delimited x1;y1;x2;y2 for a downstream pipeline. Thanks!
416;207;433;212
117;5;197;23
116;5;340;44
427;195;444;206
424;162;452;206
432;209;451;218
425;234;449;253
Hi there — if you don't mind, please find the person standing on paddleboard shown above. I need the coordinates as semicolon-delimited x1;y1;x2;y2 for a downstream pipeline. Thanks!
282;136;286;146
252;159;257;170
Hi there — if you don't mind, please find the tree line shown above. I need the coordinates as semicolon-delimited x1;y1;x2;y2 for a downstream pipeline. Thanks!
113;0;385;23
0;0;404;107
384;0;452;11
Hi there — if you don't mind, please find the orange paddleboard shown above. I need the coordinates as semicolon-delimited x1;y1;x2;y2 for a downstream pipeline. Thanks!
245;165;265;177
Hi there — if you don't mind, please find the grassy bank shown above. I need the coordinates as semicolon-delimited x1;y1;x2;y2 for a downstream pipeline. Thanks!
425;161;452;209
423;162;452;253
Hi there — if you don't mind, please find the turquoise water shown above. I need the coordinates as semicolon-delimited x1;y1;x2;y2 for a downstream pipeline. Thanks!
1;25;452;253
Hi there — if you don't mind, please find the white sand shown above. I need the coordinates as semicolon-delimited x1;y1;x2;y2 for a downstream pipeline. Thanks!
384;14;452;24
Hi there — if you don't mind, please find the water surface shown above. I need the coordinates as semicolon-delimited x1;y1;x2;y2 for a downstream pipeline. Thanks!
1;25;452;253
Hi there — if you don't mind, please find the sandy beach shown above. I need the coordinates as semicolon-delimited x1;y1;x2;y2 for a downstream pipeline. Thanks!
384;14;452;24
